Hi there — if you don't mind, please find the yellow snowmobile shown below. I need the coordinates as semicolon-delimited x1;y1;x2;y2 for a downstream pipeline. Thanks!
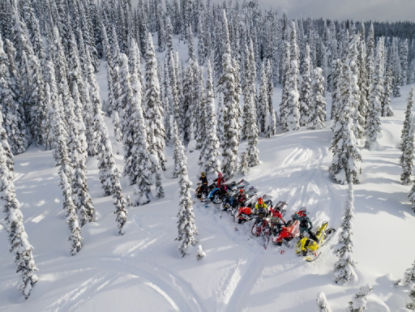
295;221;335;262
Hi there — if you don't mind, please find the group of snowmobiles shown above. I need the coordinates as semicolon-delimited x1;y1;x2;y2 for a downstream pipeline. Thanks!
195;173;335;260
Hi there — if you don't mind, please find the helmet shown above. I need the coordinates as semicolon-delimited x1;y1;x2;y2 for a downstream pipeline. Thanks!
218;172;223;179
258;197;263;205
201;172;206;177
298;207;307;217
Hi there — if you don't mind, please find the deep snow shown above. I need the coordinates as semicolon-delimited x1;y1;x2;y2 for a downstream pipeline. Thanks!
1;72;415;311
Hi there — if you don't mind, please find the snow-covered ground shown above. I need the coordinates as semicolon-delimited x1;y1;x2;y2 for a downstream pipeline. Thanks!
1;82;415;311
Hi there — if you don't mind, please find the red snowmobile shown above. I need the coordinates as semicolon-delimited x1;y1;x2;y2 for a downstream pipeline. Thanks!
235;206;254;224
272;219;300;246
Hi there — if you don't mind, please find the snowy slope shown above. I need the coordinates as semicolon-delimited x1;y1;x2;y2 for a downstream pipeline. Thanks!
1;77;415;311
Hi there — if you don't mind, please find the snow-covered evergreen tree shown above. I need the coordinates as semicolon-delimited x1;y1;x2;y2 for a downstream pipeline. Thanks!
316;292;332;312
118;54;153;205
239;151;249;175
0;112;38;299
144;32;166;172
300;44;313;127
329;61;362;185
357;34;369;134
46;59;83;254
257;61;268;135
334;183;357;284
279;36;290;131
400;114;415;185
310;67;326;129
265;59;276;137
331;59;342;120
401;89;414;148
201;61;221;175
174;122;198;257
1;38;28;154
382;64;394;117
218;11;240;178
391;38;402;97
348;286;372;312
242;40;257;140
285;21;300;131
365;38;385;149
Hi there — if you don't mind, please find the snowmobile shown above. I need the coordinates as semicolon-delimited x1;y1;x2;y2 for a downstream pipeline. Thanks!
271;219;300;246
207;184;228;204
195;183;210;201
251;213;272;249
295;221;336;261
235;206;254;224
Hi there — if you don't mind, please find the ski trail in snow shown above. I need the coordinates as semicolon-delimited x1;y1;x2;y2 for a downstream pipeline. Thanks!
223;254;265;312
46;257;206;312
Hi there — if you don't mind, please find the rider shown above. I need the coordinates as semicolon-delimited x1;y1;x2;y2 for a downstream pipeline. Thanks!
292;207;318;241
269;204;287;235
236;188;247;207
254;197;269;224
215;172;227;195
199;172;209;197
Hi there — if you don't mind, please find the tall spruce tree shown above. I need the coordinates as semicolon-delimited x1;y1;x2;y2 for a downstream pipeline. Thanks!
400;114;415;185
365;38;385;149
144;32;166;171
201;61;221;175
0;112;38;299
1;38;28;154
45;59;83;254
329;57;362;185
174;122;198;257
300;44;313;127
118;54;153;205
218;11;240;178
286;21;300;131
334;183;357;284
310;67;327;129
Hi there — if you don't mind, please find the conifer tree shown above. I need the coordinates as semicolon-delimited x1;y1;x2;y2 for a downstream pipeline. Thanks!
334;183;357;284
174;122;198;257
181;61;195;145
329;59;362;185
242;40;256;141
316;292;332;312
239;151;249;175
265;59;276;137
0;112;38;299
118;54;153;204
391;38;401;97
382;64;394;117
331;59;342;120
280;37;290;131
398;259;415;287
365;38;385;149
357;35;369;133
218;11;240;178
346;36;364;141
1;39;28;154
201;62;221;175
400;114;415;185
257;61;268;135
286;21;300;131
310;67;326;129
144;32;166;172
401;89;414;149
300;44;313;127
348;286;372;312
